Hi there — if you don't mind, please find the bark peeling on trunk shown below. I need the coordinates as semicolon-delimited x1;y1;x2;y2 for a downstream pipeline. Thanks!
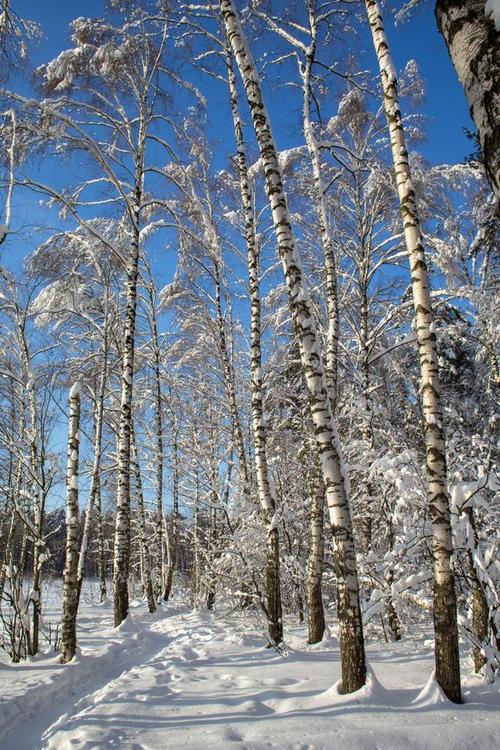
365;0;462;703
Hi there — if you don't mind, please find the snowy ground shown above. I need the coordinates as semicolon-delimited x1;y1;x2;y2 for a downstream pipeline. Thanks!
1;585;499;750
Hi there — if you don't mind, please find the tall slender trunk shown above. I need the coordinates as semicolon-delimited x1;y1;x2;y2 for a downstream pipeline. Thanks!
359;275;374;552
192;470;201;606
206;504;217;611
385;515;401;641
306;457;326;644
152;317;165;600
163;434;179;602
18;319;43;655
131;427;156;613
214;253;249;489
113;131;144;628
435;0;500;201
302;0;340;408
365;0;461;703
220;0;366;693
95;477;107;602
76;322;108;608
463;505;489;672
61;384;81;663
0;500;17;604
226;49;283;645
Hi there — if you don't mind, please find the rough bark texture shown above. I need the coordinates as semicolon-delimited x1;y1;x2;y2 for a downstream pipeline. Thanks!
227;49;283;646
463;505;489;672
112;132;144;628
60;386;81;664
131;427;156;614
435;0;500;201
365;0;461;703
220;0;366;693
306;460;326;644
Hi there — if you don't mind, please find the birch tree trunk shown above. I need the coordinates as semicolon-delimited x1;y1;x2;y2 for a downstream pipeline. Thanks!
227;49;283;645
152;314;165;600
220;0;366;693
131;427;156;614
113;132;144;627
143;272;165;601
435;0;500;201
463;505;489;672
95;477;107;602
163;434;179;602
76;324;108;608
20;320;43;655
192;470;201;606
365;0;461;703
359;276;374;553
61;384;81;664
306;457;326;644
213;238;250;490
302;0;340;407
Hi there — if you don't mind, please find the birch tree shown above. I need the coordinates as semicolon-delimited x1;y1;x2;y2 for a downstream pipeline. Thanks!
60;383;81;664
218;0;366;692
435;0;500;202
226;49;283;645
365;0;461;702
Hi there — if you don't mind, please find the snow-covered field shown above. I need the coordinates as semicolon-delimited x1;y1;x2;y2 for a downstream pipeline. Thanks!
1;584;499;750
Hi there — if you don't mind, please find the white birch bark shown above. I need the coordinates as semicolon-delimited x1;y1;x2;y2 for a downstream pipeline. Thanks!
60;384;81;663
131;427;156;614
76;310;109;606
220;0;366;692
435;0;500;201
95;477;107;602
112;126;145;627
227;49;283;644
302;0;340;407
365;0;461;703
163;434;179;602
306;456;326;644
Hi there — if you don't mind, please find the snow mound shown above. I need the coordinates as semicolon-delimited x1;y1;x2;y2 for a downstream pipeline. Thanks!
412;670;452;707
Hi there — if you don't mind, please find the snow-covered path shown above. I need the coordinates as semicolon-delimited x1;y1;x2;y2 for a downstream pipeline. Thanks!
1;599;499;750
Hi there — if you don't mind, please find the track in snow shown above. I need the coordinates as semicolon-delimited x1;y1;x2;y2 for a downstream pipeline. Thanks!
1;598;499;750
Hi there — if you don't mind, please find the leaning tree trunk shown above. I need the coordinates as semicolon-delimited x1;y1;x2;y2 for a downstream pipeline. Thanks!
60;384;81;663
220;0;366;693
112;135;144;628
365;0;461;703
435;0;500;202
227;49;283;646
76;328;108;608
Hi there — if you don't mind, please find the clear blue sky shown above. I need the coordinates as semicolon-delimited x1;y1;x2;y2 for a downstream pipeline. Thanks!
14;0;473;167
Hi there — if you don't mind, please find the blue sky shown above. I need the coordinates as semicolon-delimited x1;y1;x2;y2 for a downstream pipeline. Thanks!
14;0;473;168
6;0;475;510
